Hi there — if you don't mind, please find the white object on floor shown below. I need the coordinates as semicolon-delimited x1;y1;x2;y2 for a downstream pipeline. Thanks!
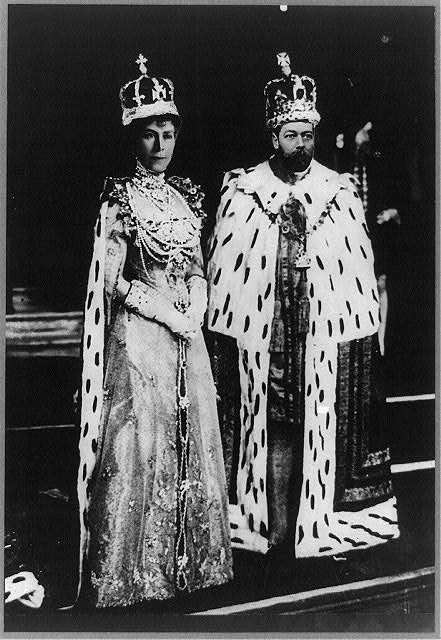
5;571;45;608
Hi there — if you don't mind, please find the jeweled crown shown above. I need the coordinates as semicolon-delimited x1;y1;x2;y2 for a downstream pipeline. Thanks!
264;52;321;130
119;54;180;126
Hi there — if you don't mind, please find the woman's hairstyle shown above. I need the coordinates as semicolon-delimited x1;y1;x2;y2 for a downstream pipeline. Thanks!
126;115;182;148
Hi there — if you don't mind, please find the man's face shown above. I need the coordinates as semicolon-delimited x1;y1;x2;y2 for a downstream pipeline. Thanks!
136;119;177;174
272;121;315;172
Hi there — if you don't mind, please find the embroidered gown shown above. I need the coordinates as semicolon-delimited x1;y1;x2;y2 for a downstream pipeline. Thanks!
78;168;233;608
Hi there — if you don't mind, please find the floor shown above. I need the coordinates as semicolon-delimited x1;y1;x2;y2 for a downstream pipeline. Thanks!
4;467;435;633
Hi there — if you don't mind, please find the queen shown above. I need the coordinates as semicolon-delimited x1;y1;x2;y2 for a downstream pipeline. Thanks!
76;55;233;608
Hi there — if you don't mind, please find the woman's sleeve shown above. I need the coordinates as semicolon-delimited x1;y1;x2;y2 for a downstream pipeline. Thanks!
186;245;206;280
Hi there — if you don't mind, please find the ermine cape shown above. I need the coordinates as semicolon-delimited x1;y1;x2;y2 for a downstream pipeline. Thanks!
207;159;399;556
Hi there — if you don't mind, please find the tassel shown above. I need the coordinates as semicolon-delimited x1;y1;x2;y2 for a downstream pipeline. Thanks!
294;298;310;335
175;338;190;592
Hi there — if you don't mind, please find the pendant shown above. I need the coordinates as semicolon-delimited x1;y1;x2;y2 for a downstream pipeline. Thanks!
295;246;311;268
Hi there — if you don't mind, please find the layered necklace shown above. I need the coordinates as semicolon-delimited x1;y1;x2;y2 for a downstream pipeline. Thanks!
127;162;199;287
132;161;172;212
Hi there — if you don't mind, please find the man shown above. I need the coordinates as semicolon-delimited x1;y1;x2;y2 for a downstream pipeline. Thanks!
207;53;399;558
334;121;401;357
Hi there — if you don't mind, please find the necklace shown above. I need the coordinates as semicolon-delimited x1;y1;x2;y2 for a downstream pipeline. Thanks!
132;161;172;212
266;191;332;269
126;180;199;291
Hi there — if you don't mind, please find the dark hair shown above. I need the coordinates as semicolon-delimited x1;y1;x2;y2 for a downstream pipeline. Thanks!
147;114;182;132
126;114;182;147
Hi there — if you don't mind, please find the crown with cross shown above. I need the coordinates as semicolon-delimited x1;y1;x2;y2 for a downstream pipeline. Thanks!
119;54;180;126
264;52;321;130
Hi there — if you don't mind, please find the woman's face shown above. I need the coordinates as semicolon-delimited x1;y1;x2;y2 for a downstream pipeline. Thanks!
135;119;177;174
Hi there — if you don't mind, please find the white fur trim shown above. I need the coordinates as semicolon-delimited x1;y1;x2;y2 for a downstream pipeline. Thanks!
122;100;179;126
208;159;397;558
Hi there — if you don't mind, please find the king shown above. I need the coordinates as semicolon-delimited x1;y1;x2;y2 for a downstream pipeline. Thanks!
207;52;400;560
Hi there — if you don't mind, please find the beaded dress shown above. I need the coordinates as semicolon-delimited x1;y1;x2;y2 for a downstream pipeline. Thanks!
78;164;233;607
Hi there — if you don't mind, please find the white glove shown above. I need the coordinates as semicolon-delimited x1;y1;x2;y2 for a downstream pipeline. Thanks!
185;276;208;329
355;121;372;148
124;280;196;341
376;208;401;225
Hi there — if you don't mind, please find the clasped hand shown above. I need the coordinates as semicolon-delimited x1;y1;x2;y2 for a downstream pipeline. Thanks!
177;303;205;342
172;312;199;342
172;299;206;342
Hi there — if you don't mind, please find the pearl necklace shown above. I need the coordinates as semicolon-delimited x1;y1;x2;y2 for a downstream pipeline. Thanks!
132;161;172;212
127;179;199;293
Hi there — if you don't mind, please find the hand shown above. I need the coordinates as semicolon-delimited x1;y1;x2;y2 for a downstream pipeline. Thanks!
186;276;208;329
168;313;198;342
180;328;198;343
355;122;372;149
377;208;400;225
184;308;204;331
124;280;198;341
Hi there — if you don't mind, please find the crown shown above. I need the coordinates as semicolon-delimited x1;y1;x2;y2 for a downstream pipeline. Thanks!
119;54;180;126
264;52;321;130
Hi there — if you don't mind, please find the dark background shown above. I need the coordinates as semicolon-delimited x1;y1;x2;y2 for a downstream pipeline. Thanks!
4;6;437;616
7;4;436;397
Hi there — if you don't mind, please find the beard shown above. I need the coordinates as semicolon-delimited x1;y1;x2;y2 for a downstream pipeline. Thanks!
279;148;313;173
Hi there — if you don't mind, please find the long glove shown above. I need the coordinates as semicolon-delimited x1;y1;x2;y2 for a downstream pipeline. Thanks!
124;279;195;340
185;275;208;328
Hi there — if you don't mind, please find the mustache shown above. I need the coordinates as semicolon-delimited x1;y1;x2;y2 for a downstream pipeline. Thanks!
283;149;308;160
279;148;311;170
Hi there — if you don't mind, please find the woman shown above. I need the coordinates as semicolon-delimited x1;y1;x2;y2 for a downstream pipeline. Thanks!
77;55;233;608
